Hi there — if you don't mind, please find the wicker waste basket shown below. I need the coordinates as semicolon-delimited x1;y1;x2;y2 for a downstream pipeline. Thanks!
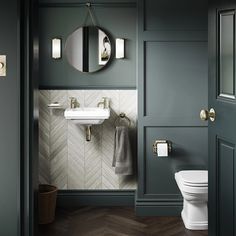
38;184;58;224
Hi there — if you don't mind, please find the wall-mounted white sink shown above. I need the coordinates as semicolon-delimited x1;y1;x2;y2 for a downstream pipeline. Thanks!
64;107;110;125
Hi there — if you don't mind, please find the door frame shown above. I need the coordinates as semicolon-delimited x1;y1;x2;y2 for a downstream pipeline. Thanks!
20;0;39;235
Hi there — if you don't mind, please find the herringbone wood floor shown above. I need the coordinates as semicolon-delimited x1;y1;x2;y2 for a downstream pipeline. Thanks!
39;207;208;236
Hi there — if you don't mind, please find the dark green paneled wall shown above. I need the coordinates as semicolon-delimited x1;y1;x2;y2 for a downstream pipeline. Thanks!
145;127;208;194
39;2;136;89
136;0;208;216
0;0;20;235
145;0;207;31
145;42;208;118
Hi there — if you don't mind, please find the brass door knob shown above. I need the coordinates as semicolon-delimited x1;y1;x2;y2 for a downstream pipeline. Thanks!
200;108;216;122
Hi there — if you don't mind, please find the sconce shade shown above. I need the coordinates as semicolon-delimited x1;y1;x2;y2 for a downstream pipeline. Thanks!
116;38;125;59
52;38;61;59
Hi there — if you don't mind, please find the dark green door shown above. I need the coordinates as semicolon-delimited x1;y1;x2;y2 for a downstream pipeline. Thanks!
208;0;236;235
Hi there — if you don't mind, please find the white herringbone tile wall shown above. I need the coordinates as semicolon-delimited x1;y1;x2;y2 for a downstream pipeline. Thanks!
39;90;137;190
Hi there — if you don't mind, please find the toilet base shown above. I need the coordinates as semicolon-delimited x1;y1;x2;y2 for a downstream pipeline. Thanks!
181;200;208;230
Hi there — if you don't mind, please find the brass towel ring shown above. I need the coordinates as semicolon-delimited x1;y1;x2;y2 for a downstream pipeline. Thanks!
114;113;131;127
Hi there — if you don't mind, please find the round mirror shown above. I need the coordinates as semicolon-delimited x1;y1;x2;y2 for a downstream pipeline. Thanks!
65;26;112;73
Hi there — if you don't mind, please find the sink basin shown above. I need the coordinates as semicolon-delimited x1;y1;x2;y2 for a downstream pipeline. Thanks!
64;107;110;125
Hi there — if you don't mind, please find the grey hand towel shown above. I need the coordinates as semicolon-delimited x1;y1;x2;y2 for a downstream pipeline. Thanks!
112;126;133;175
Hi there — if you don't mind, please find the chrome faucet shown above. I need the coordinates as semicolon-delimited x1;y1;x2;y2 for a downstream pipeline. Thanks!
97;97;109;109
69;97;80;109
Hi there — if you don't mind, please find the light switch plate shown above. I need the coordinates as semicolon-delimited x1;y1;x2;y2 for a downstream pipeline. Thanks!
0;55;6;77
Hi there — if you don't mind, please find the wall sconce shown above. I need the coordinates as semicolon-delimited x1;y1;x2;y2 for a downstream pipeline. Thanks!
115;38;125;59
52;38;61;59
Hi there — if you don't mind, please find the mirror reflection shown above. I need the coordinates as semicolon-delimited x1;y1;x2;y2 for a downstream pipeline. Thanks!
65;26;111;73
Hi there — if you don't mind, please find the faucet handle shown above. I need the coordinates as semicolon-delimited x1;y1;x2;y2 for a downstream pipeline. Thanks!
103;97;110;109
69;97;80;108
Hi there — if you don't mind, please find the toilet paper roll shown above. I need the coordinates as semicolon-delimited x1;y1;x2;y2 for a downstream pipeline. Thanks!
157;143;168;157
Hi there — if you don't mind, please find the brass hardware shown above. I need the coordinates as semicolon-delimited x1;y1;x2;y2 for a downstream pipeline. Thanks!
153;140;172;156
0;55;6;77
69;97;80;109
85;125;92;141
97;97;109;109
200;108;216;122
104;97;110;109
97;102;104;108
114;113;131;127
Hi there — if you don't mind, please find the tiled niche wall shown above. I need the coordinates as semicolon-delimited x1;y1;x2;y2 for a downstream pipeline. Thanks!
39;90;137;190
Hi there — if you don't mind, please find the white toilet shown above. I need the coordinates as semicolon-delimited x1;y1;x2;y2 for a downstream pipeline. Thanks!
175;170;208;230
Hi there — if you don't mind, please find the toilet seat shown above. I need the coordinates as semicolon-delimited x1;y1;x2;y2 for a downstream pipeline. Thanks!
175;170;208;194
177;170;208;187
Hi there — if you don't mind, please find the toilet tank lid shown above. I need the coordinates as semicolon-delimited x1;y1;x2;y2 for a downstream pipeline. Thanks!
178;170;208;184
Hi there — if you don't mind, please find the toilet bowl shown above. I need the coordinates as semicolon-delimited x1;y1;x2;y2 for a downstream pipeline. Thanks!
175;170;208;230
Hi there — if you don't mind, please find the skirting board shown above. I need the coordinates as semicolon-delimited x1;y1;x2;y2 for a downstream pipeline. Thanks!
57;190;135;207
135;200;183;216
